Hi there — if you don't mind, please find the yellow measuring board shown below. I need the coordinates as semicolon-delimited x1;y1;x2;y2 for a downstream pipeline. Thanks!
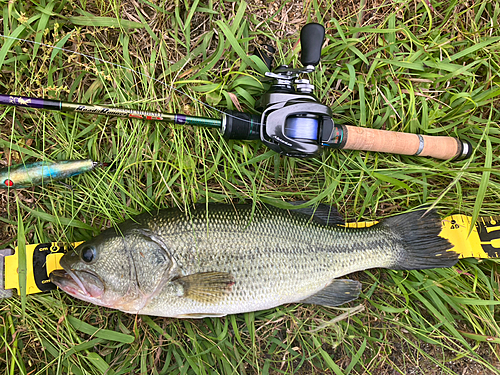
441;215;500;259
1;215;500;297
4;242;82;295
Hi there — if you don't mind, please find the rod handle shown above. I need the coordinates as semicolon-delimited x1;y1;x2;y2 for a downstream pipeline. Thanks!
300;23;325;67
341;125;471;161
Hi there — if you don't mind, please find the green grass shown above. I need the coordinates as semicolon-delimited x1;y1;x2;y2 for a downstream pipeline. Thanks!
1;0;500;373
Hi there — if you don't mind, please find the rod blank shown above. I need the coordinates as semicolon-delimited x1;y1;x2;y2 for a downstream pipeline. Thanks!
0;94;222;129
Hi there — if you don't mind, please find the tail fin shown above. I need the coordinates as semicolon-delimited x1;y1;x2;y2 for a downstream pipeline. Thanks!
381;210;458;270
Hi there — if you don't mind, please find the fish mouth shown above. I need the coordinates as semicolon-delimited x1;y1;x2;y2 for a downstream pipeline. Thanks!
50;269;103;299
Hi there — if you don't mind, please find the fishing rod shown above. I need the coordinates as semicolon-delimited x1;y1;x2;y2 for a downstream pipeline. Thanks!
0;23;471;161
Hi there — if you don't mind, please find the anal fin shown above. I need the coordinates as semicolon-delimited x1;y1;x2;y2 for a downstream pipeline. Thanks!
299;279;361;307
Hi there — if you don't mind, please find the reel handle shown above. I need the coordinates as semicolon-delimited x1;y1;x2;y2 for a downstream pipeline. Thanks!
339;125;471;161
300;23;325;67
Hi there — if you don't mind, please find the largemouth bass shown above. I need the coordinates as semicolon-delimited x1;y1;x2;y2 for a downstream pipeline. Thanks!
50;204;458;318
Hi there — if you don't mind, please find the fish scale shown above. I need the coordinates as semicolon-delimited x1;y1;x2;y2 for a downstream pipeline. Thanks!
50;204;458;318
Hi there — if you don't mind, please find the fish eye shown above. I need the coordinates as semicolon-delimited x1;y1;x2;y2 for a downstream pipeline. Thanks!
81;246;97;263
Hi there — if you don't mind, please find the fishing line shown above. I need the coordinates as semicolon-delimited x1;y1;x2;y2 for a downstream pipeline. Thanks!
0;32;256;125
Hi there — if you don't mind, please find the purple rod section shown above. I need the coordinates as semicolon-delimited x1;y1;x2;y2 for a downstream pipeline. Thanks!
0;94;61;110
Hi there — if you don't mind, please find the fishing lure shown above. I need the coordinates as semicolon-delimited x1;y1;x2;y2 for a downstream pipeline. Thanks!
0;159;108;189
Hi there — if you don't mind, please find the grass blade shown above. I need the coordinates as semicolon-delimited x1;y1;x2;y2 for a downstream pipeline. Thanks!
66;315;135;343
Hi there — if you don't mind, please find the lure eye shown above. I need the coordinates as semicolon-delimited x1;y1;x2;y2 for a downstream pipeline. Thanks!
81;246;97;263
4;179;13;187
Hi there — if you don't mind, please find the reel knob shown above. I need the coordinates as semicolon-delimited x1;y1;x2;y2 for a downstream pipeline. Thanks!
300;23;325;67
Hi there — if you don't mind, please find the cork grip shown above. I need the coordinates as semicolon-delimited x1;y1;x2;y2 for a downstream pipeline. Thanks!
343;125;462;160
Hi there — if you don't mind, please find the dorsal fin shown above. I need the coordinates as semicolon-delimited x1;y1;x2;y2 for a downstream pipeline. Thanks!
289;201;344;226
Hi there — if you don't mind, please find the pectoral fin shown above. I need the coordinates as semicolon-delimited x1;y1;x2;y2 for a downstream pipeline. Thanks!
299;279;361;307
174;272;235;304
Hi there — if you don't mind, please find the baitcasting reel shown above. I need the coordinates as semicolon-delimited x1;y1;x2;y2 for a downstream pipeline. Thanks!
221;23;471;160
